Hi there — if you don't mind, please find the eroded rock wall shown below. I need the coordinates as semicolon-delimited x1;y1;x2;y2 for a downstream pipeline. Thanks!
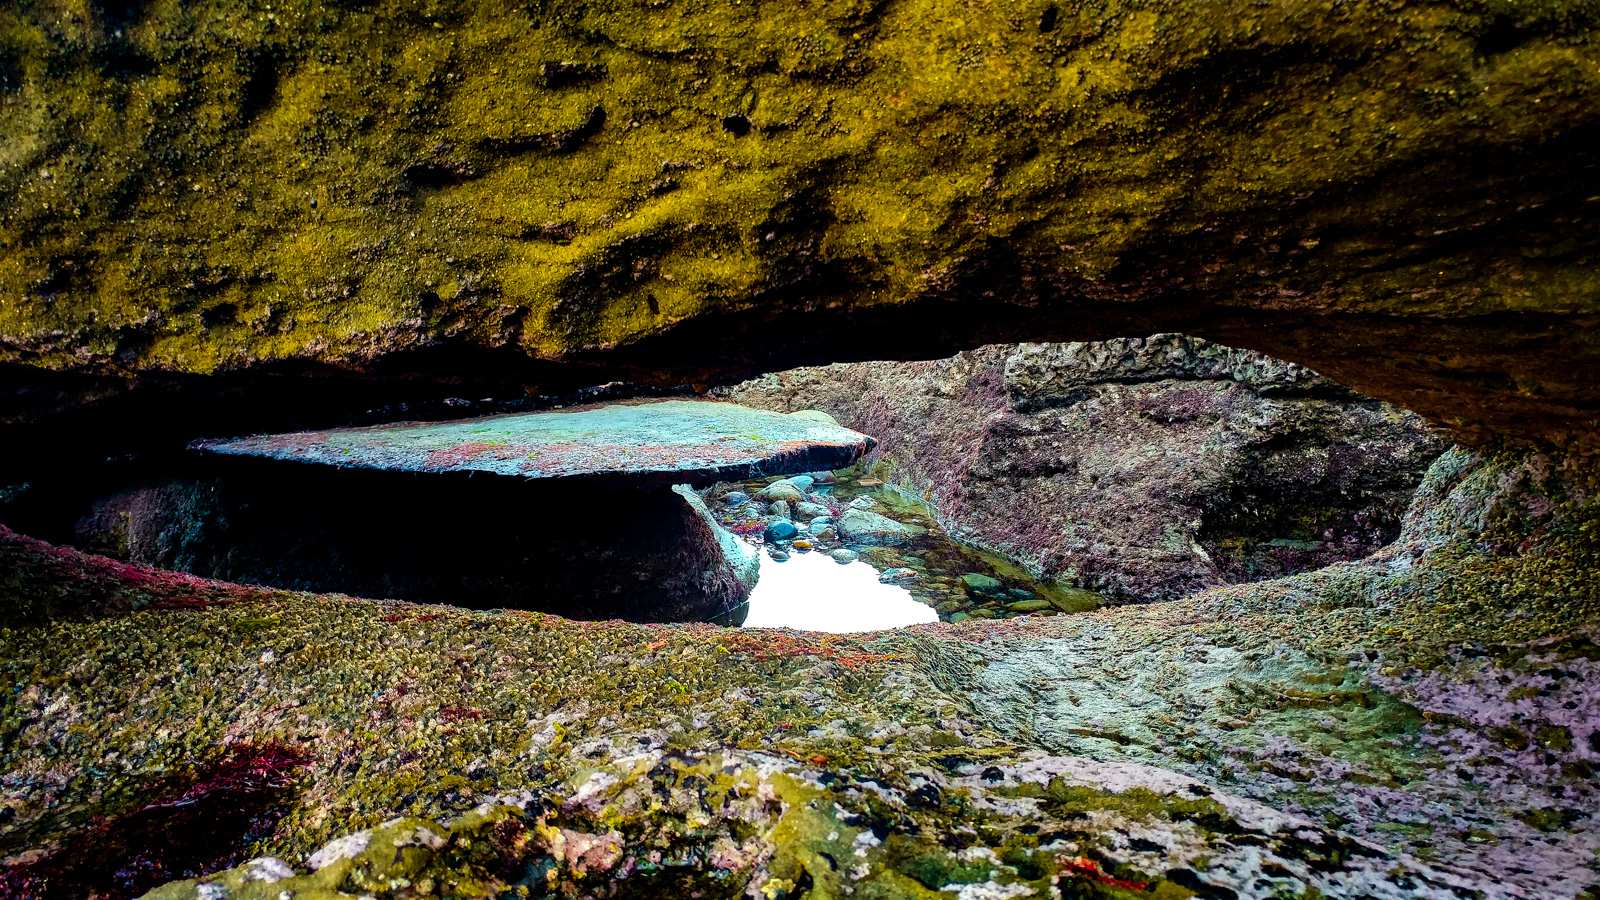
719;335;1446;600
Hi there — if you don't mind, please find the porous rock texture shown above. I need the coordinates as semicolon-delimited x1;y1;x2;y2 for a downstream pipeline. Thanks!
719;335;1448;601
1;448;1596;897
2;0;1599;449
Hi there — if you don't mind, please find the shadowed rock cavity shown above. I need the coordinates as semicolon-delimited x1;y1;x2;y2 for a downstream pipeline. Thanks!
62;471;758;623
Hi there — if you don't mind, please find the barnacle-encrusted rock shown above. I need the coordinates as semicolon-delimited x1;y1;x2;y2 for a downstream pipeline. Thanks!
141;748;1486;899
1;1;1598;447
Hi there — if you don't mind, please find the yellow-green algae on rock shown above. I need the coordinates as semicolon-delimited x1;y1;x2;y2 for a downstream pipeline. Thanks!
2;448;1598;897
2;0;1599;446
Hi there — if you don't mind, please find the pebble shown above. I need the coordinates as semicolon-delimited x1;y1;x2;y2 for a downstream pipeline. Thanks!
724;491;750;506
812;526;838;542
948;612;971;623
764;519;799;543
794;502;831;520
878;567;917;583
837;509;926;547
806;471;837;484
769;500;792;518
961;573;1005;595
808;516;833;531
847;496;878;511
1005;598;1053;613
787;475;815;492
757;482;806;504
767;548;790;562
793;539;814;550
829;549;858;564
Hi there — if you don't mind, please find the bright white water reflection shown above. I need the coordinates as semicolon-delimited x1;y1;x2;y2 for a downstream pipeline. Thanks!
740;551;938;633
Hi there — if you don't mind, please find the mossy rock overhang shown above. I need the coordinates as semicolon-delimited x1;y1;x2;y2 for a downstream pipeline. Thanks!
192;399;873;486
1;0;1598;450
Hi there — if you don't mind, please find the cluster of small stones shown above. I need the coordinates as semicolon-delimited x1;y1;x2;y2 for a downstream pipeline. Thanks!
706;467;1103;623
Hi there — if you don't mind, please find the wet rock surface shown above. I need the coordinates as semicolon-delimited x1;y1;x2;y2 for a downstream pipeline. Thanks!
719;336;1446;601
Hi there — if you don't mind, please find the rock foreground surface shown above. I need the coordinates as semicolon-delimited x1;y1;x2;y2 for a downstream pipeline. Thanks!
1;448;1597;898
194;400;873;485
1;1;1598;447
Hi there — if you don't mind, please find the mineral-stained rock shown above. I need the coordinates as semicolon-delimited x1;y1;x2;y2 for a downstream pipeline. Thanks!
835;508;928;547
1;1;1598;448
755;481;806;504
718;335;1447;601
1004;334;1341;408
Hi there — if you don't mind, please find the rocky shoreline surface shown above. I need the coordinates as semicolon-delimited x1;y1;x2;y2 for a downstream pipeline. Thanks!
2;447;1596;898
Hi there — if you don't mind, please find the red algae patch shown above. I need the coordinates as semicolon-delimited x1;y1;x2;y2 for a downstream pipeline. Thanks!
0;743;310;900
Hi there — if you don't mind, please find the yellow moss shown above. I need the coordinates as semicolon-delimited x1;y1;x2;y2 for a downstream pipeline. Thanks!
0;0;1597;447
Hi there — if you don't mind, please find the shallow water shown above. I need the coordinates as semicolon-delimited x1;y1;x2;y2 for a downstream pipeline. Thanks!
739;551;938;632
712;464;1105;629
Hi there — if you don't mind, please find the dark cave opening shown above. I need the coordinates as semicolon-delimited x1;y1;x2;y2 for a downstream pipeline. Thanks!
0;454;753;625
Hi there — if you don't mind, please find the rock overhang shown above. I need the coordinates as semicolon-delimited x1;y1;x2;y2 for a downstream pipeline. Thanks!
0;0;1597;450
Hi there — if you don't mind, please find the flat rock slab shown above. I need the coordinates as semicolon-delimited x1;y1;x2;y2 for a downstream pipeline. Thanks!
193;400;873;485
